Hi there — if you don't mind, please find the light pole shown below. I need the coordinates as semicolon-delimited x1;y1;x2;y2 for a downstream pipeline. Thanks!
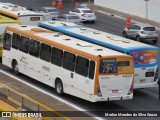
88;0;91;7
89;0;91;4
145;0;149;23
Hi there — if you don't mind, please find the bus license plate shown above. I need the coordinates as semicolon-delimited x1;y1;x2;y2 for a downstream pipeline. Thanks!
112;90;118;93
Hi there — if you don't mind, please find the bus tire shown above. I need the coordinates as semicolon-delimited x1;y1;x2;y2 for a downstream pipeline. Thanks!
12;60;19;75
55;79;64;96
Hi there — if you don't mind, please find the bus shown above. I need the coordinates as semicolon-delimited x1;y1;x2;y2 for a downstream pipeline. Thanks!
39;21;160;89
0;3;51;25
0;14;20;57
2;25;134;102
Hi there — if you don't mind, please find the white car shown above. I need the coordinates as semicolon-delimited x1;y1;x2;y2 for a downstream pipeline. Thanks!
69;8;96;23
38;7;60;20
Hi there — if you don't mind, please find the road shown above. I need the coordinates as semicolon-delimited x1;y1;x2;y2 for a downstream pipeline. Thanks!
0;0;160;120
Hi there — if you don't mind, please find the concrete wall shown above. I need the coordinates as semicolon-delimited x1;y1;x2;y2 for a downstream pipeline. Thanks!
94;0;160;23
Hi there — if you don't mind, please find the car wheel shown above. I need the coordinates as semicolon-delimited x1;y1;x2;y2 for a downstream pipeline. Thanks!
152;40;157;44
136;36;141;42
55;79;64;96
123;32;128;38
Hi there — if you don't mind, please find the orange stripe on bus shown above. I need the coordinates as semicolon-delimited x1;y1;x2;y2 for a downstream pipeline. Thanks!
0;10;18;20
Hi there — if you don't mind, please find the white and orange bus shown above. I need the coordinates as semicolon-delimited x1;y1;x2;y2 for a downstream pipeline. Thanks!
0;3;51;25
3;25;134;102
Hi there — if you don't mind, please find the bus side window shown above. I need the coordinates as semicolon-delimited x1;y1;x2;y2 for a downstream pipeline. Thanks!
12;33;20;50
40;43;51;62
29;39;40;58
51;47;63;67
63;51;76;72
3;33;11;51
19;36;29;54
89;60;95;79
75;56;89;77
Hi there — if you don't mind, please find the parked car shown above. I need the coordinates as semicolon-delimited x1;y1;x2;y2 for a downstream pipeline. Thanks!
123;24;159;44
69;8;96;23
37;7;60;20
58;14;82;24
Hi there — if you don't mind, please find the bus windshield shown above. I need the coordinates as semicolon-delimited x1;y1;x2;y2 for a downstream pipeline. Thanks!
130;50;157;65
99;58;131;74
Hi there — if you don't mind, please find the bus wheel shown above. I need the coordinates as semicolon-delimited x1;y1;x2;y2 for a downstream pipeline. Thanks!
12;60;19;75
55;79;64;96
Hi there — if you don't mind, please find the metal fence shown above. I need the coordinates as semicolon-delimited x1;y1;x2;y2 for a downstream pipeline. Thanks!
0;83;71;120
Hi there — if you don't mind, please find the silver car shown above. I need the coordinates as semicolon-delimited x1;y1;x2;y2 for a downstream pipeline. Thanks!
123;24;159;44
38;7;60;20
58;14;82;24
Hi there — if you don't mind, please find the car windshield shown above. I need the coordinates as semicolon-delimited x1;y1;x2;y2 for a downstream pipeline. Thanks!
47;9;57;12
143;27;155;31
81;10;93;13
68;16;80;19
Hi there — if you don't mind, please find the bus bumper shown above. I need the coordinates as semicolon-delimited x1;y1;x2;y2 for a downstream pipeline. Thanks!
134;81;158;89
94;94;133;102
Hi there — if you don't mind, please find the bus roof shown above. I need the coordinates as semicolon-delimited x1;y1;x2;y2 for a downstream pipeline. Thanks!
39;21;159;51
6;25;132;60
0;15;20;24
0;4;44;19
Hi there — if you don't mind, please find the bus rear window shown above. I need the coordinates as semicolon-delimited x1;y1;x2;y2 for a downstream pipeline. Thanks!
99;58;132;74
99;59;118;74
130;50;157;65
30;17;40;21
